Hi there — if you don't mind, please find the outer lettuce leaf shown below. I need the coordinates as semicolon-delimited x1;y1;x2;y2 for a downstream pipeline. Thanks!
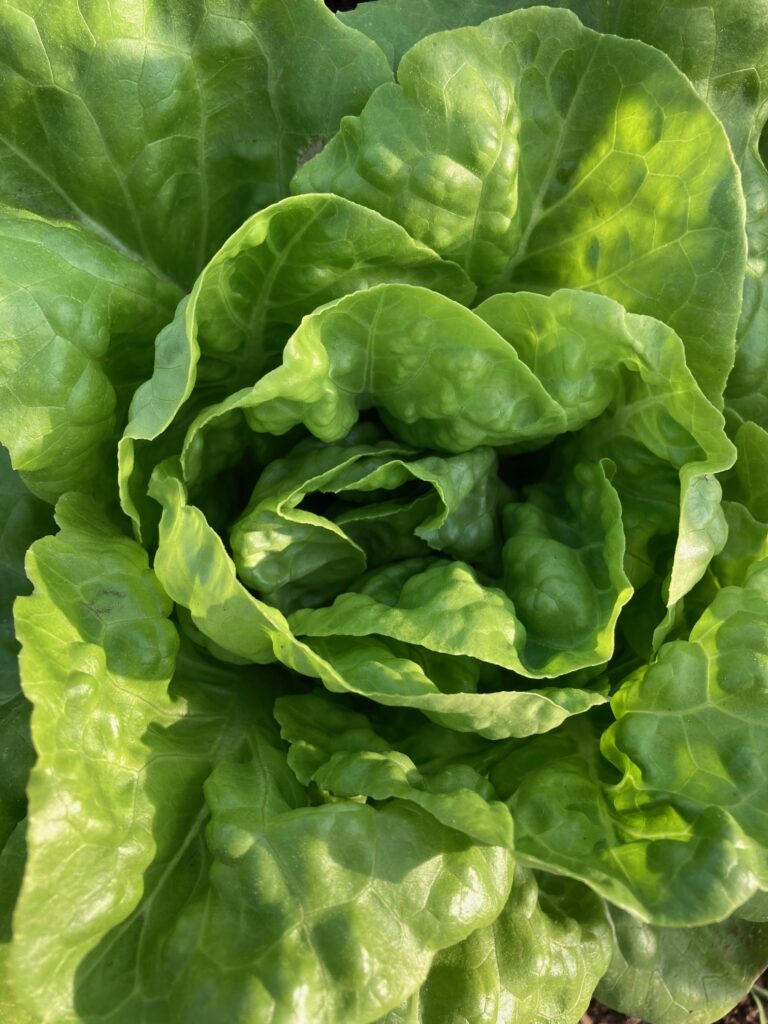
298;7;746;404
151;768;512;1024
596;903;768;1024
493;561;768;925
340;0;511;67
10;495;179;1021
343;0;768;428
376;868;612;1024
10;501;513;1022
341;0;768;145
0;447;53;852
0;825;33;1024
0;208;180;502
0;0;392;287
0;0;394;513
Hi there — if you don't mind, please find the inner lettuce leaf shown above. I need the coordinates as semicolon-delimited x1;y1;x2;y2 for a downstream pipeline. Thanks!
119;193;474;538
475;290;735;605
179;283;730;614
149;458;608;740
229;435;501;611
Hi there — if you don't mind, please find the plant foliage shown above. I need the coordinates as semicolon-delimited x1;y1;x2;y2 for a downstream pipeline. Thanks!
1;1;767;1021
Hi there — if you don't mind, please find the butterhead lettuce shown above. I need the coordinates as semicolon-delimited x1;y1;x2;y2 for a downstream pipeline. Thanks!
0;2;767;1022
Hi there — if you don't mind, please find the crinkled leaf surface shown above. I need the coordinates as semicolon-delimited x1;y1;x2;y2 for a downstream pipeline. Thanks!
275;692;514;846
340;0;768;425
493;561;768;925
0;209;180;502
156;769;512;1024
0;0;393;507
230;435;501;611
2;2;766;1019
0;0;392;286
476;289;734;605
10;494;179;1021
10;493;513;1023
376;868;612;1024
119;194;474;535
298;6;746;404
150;459;608;739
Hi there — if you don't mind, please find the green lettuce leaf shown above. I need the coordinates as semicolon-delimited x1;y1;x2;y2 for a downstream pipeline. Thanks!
229;435;501;612
493;560;768;925
298;6;746;404
150;459;608;738
339;0;768;427
10;494;178;1020
725;421;768;523
0;0;394;510
339;0;512;67
149;766;512;1024
376;868;612;1024
0;824;32;1024
0;445;52;700
119;194;474;536
0;0;392;287
10;500;513;1021
275;692;514;847
476;289;735;606
0;447;52;852
596;902;768;1024
3;3;763;1017
0;209;180;502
